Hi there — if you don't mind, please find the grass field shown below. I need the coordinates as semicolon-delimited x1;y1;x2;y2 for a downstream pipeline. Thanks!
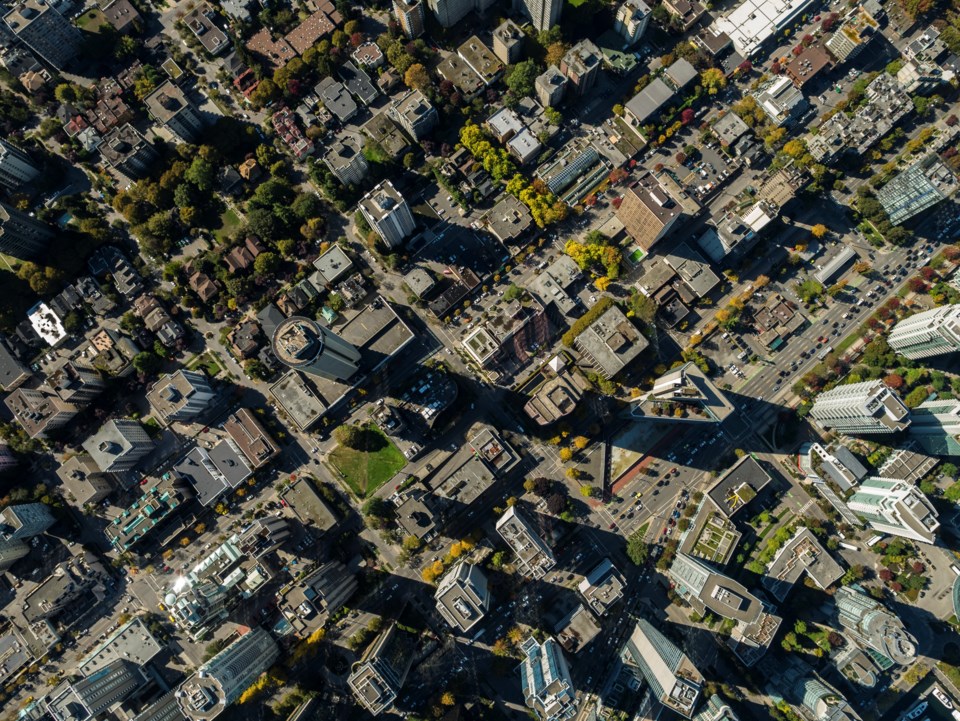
186;352;222;377
328;426;407;499
214;208;242;243
77;9;108;31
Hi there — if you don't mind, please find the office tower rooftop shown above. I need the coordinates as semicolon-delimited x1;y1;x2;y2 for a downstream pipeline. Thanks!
622;618;702;717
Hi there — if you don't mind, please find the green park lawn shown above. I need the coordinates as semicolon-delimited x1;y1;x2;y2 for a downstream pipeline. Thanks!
328;426;407;499
214;208;242;243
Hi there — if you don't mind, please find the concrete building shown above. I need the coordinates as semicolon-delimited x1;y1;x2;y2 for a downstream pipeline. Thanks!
393;0;425;37
427;0;473;26
621;618;702;718
48;362;106;404
146;369;216;424
166;534;276;638
836;586;917;666
0;338;30;391
763;527;844;602
574;304;649;379
272;316;361;381
615;0;652;45
22;552;106;623
100;123;159;180
434;562;490;632
847;478;940;544
389;89;438;139
0;444;16;473
57;454;112;505
3;0;82;69
888;305;960;360
713;0;818;57
348;622;417;716
617;173;685;251
324;132;369;186
560;40;603;97
496;506;555;579
808;74;911;164
524;357;585;424
493;19;525;64
536;65;567;107
809;380;911;435
908;398;960;456
631;361;735;423
577;558;625;616
516;0;563;31
0;139;39;190
144;81;205;143
82;418;155;473
0;201;53;260
359;180;417;248
520;636;577;721
1;503;54;540
753;75;808;126
172;439;253;507
668;553;782;666
4;386;79;438
826;5;879;61
0;538;29;569
177;627;279;721
106;480;188;551
223;408;279;470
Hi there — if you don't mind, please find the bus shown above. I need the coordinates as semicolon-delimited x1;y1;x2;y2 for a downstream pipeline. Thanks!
866;534;885;547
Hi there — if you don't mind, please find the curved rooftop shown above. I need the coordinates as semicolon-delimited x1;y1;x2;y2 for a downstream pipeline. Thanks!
271;316;325;367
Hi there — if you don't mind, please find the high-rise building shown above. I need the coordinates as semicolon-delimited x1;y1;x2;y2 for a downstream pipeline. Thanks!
389;90;438;140
4;387;79;438
907;398;960;456
809;380;911;435
82;419;155;473
271;316;361;382
616;173;685;251
493;19;525;64
516;0;563;31
0;539;29;569
0;139;39;190
100;124;160;180
825;5;878;62
0;201;53;260
348;622;417;716
0;444;16;473
0;503;54;540
359;181;417;248
519;636;577;721
177;627;279;720
144;81;206;143
435;562;490;633
536;65;567;107
393;0;425;37
668;553;782;667
496;506;555;579
427;0;473;27
560;40;603;97
621;618;702;718
146;369;216;424
48;362;106;404
3;0;82;69
835;585;917;666
324;132;369;186
847;477;940;544
887;305;960;359
615;0;652;45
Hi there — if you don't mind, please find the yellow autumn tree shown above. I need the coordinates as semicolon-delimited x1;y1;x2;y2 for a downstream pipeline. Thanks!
595;276;610;291
811;224;828;238
559;448;574;462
